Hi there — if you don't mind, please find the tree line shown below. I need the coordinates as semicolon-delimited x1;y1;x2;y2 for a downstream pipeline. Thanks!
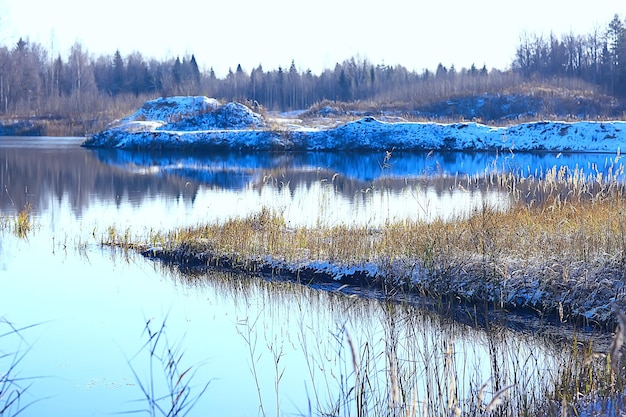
0;12;624;119
513;13;626;96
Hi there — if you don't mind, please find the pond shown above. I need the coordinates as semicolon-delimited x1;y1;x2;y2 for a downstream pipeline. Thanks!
0;136;621;416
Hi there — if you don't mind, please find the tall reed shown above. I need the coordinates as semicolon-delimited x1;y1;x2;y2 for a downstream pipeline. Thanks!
0;204;34;238
0;318;42;417
124;317;211;417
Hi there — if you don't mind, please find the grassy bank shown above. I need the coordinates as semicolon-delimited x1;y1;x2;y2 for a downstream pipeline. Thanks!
104;164;626;329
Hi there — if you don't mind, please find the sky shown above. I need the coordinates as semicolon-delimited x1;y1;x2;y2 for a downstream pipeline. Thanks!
0;0;624;78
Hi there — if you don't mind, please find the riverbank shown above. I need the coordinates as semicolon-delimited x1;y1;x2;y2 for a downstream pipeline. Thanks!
82;96;626;152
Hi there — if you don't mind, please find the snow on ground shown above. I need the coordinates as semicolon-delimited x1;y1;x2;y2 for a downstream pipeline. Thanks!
84;96;626;153
122;96;219;123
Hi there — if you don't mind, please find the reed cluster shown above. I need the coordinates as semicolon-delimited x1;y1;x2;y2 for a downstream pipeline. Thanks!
0;204;34;238
86;160;626;416
107;164;626;328
13;204;32;239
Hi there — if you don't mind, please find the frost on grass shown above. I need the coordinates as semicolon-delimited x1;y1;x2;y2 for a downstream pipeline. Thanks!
140;236;626;328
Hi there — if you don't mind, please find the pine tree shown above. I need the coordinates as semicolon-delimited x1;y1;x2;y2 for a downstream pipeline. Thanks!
172;57;182;86
189;54;201;85
338;69;350;101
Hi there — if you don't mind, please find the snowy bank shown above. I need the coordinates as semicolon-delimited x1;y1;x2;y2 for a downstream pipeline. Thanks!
83;96;626;152
142;242;625;329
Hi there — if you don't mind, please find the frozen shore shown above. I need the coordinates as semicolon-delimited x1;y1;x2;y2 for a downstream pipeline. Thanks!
83;96;626;152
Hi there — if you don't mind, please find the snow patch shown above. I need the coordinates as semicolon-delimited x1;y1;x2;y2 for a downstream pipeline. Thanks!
84;96;626;153
120;96;219;124
160;102;266;131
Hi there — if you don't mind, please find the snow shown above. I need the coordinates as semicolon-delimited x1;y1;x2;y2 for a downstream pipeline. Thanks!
84;96;626;153
161;102;266;131
121;96;219;123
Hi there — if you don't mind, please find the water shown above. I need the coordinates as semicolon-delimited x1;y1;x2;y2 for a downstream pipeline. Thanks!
0;137;620;416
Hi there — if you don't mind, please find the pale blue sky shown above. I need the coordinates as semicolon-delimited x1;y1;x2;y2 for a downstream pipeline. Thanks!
1;0;624;77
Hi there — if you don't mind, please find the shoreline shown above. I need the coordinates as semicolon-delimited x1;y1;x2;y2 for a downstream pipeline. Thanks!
145;247;610;342
137;242;620;336
78;96;626;153
82;118;626;153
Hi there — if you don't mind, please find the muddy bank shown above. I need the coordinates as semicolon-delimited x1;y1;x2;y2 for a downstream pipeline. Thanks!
141;243;622;333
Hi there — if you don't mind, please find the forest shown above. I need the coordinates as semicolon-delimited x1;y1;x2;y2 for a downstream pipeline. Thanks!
0;13;625;134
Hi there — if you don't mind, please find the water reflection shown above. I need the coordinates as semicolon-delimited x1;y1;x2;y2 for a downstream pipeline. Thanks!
157;266;561;416
3;137;623;228
91;146;626;183
0;241;564;416
0;137;616;416
0;137;197;219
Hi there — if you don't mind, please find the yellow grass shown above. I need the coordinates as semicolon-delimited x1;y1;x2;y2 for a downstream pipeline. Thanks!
102;167;626;326
0;204;34;238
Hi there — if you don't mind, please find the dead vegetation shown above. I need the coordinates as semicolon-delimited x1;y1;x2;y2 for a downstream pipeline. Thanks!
100;165;626;329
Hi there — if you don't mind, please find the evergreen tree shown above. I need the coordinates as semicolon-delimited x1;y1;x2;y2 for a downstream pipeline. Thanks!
11;38;42;112
601;15;625;94
276;66;285;109
612;15;626;96
172;57;182;86
338;69;350;101
189;54;201;85
126;52;149;96
112;50;125;96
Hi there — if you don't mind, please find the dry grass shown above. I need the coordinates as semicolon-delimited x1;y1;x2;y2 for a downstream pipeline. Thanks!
124;317;211;416
96;161;626;416
104;166;626;327
0;318;43;416
100;174;626;416
0;204;34;238
13;204;32;239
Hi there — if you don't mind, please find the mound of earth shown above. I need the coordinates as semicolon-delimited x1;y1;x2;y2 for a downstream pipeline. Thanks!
104;96;267;133
0;119;44;136
124;96;219;123
161;102;266;131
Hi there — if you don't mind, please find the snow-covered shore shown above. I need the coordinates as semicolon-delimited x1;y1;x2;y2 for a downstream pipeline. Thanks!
83;96;626;152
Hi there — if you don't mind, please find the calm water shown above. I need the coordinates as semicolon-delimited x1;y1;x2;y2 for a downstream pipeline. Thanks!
0;137;621;416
